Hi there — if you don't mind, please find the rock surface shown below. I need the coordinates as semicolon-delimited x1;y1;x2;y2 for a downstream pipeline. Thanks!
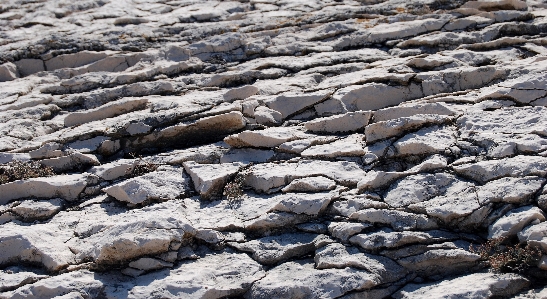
1;0;547;297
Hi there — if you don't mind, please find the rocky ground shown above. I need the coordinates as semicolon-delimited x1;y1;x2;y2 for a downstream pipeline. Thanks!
1;0;547;298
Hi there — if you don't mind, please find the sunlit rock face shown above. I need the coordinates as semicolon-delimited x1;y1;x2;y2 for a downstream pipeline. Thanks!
1;0;547;298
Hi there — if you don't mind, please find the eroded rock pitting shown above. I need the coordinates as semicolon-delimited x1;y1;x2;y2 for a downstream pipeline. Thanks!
2;0;547;298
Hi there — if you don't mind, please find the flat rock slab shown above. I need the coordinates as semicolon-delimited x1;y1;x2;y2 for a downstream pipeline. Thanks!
229;233;332;265
246;259;379;299
183;161;242;200
453;155;547;183
304;111;372;133
393;272;530;299
315;243;406;283
0;174;88;204
125;251;265;299
104;166;191;205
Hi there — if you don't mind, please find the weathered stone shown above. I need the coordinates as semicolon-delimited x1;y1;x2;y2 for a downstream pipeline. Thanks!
246;259;379;299
64;98;148;127
11;198;63;221
349;209;438;231
350;229;457;251
394;125;456;156
394;272;529;299
304;111;372;133
224;126;309;148
365;115;452;143
488;206;546;239
328;222;372;242
229;233;332;265
128;257;173;271
125;251;264;299
315;243;406;283
0;174;88;204
301;134;365;158
454;155;547;183
104;166;191;205
183;161;241;200
282;176;336;193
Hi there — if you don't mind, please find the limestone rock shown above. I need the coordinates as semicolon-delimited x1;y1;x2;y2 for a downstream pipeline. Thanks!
350;229;458;251
246;259;379;299
394;272;529;299
301;134;365;158
104;166;191;205
128;257;173;271
282;176;336;193
315;243;406;283
0;174;88;204
488;206;546;239
183;161;241;200
229;233;332;265
125;251;265;299
224;126;309;148
365;115;452;143
454;156;547;183
328;222;372;242
304;111;372;133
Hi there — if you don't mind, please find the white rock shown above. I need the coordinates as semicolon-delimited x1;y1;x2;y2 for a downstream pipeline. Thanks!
229;233;332;265
383;173;462;208
477;176;545;205
488;206;546;239
282;176;336;193
453;155;547;183
67;136;110;153
373;102;457;122
273;191;337;216
104;166;191;205
397;248;480;277
12;198;63;221
40;153;100;172
0;62;19;82
247;260;379;299
394;125;456;156
28;143;62;159
0;174;88;204
0;270;105;299
224;85;259;101
128;257;173;271
314;243;407;283
0;222;75;271
254;106;283;126
349;209;438;231
264;90;331;118
304;111;372;133
183;161;241;200
88;159;137;181
350;229;458;251
457;107;547;138
365;114;452;143
246;160;366;193
301;134;365;158
328;222;372;242
73;203;196;265
518;222;547;252
393;272;529;299
334;83;423;112
224;126;309;148
64;98;148;127
0;269;48;293
126;251;264;299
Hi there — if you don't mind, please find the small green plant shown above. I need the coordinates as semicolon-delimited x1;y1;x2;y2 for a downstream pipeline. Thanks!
223;163;253;202
126;153;158;177
0;161;55;185
470;237;542;273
